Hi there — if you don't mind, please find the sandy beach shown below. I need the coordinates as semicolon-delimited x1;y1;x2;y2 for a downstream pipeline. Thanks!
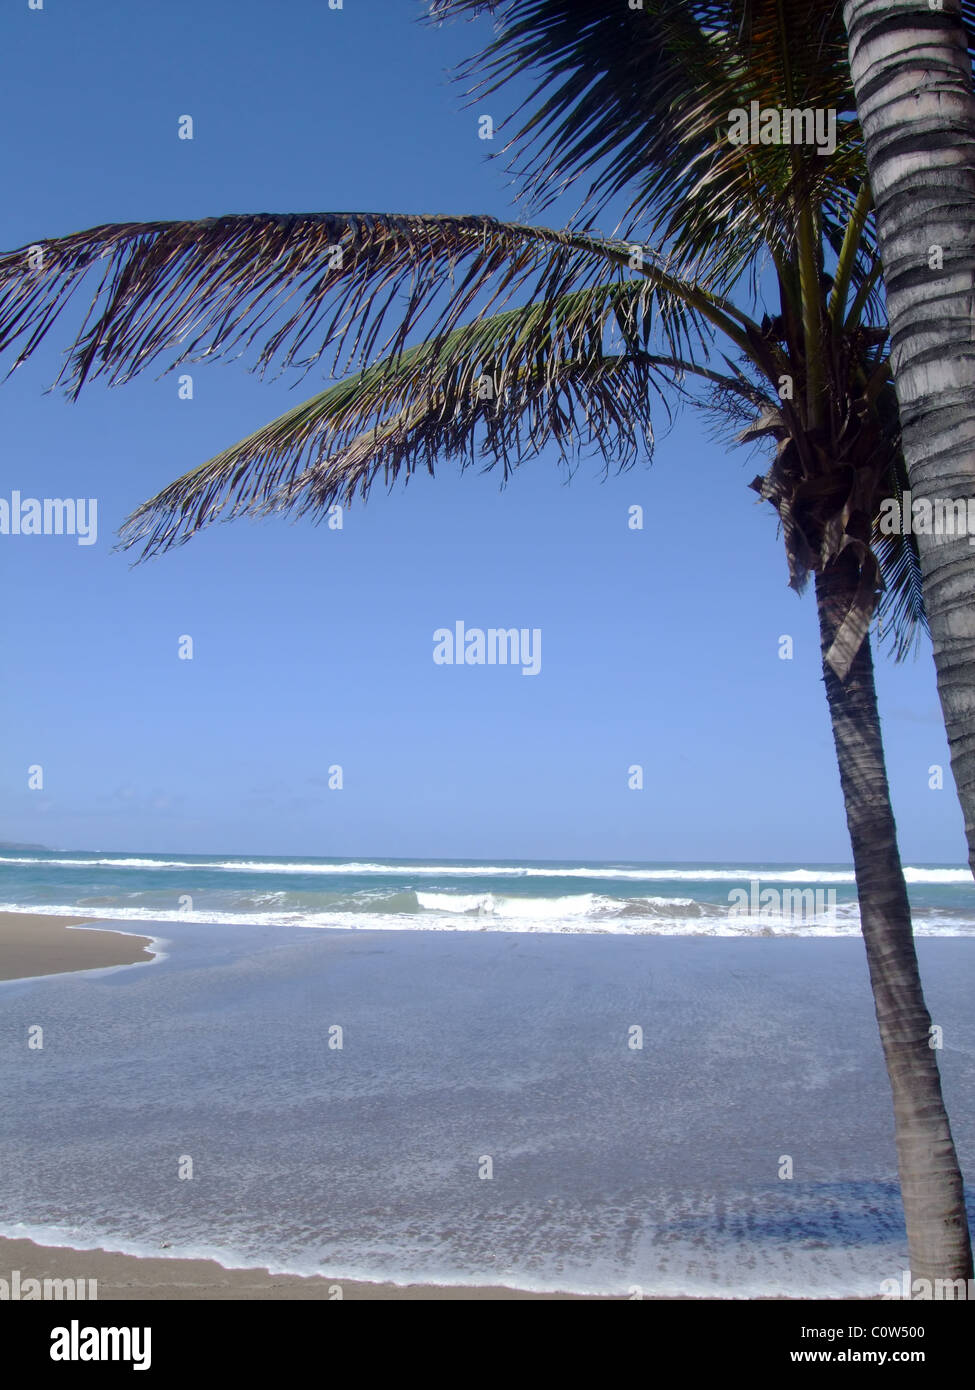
0;912;155;981
0;1234;599;1300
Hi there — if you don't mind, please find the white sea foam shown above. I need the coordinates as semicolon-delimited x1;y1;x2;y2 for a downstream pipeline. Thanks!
0;1218;884;1300
0;854;970;884
1;899;972;937
416;890;598;918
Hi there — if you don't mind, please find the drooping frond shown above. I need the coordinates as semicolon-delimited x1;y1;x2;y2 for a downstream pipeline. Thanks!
117;280;758;559
873;445;928;662
874;526;927;661
0;212;730;395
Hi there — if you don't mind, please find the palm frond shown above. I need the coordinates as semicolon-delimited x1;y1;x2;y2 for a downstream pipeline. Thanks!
116;281;716;558
873;446;929;661
0;212;721;395
431;0;870;290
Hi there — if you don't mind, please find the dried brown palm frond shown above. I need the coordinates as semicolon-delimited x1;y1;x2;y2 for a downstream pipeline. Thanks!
0;212;748;395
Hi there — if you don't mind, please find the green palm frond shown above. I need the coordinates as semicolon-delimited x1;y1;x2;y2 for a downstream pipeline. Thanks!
873;445;928;661
431;1;871;289
874;527;927;661
117;282;768;559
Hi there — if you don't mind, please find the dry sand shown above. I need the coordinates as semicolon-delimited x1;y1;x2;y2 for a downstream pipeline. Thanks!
0;911;155;981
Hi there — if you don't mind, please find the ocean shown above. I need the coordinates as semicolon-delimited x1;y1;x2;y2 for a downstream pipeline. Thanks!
1;853;973;1297
1;850;973;936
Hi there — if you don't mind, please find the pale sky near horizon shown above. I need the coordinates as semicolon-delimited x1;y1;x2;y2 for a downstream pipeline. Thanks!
0;0;963;863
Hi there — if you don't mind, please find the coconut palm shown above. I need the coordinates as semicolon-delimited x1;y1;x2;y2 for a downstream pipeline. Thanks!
842;0;975;880
0;0;969;1285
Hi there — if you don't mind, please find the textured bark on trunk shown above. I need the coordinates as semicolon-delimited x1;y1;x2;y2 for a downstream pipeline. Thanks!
816;551;972;1287
843;0;975;875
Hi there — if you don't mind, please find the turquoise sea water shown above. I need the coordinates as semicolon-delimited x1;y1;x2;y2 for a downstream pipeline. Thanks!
1;851;973;935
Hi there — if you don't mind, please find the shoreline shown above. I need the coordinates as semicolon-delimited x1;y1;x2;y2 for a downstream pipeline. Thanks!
0;1235;605;1300
0;912;155;981
0;1235;877;1300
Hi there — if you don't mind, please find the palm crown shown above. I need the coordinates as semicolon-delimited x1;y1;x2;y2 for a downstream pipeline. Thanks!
0;0;924;668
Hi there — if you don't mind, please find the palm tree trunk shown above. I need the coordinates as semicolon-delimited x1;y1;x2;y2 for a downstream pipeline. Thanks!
816;550;972;1287
843;0;975;876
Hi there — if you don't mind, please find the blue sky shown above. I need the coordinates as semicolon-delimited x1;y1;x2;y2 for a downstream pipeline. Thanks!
0;0;962;862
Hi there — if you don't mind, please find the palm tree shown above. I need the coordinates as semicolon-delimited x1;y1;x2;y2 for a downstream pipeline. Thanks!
842;0;975;880
0;0;969;1286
